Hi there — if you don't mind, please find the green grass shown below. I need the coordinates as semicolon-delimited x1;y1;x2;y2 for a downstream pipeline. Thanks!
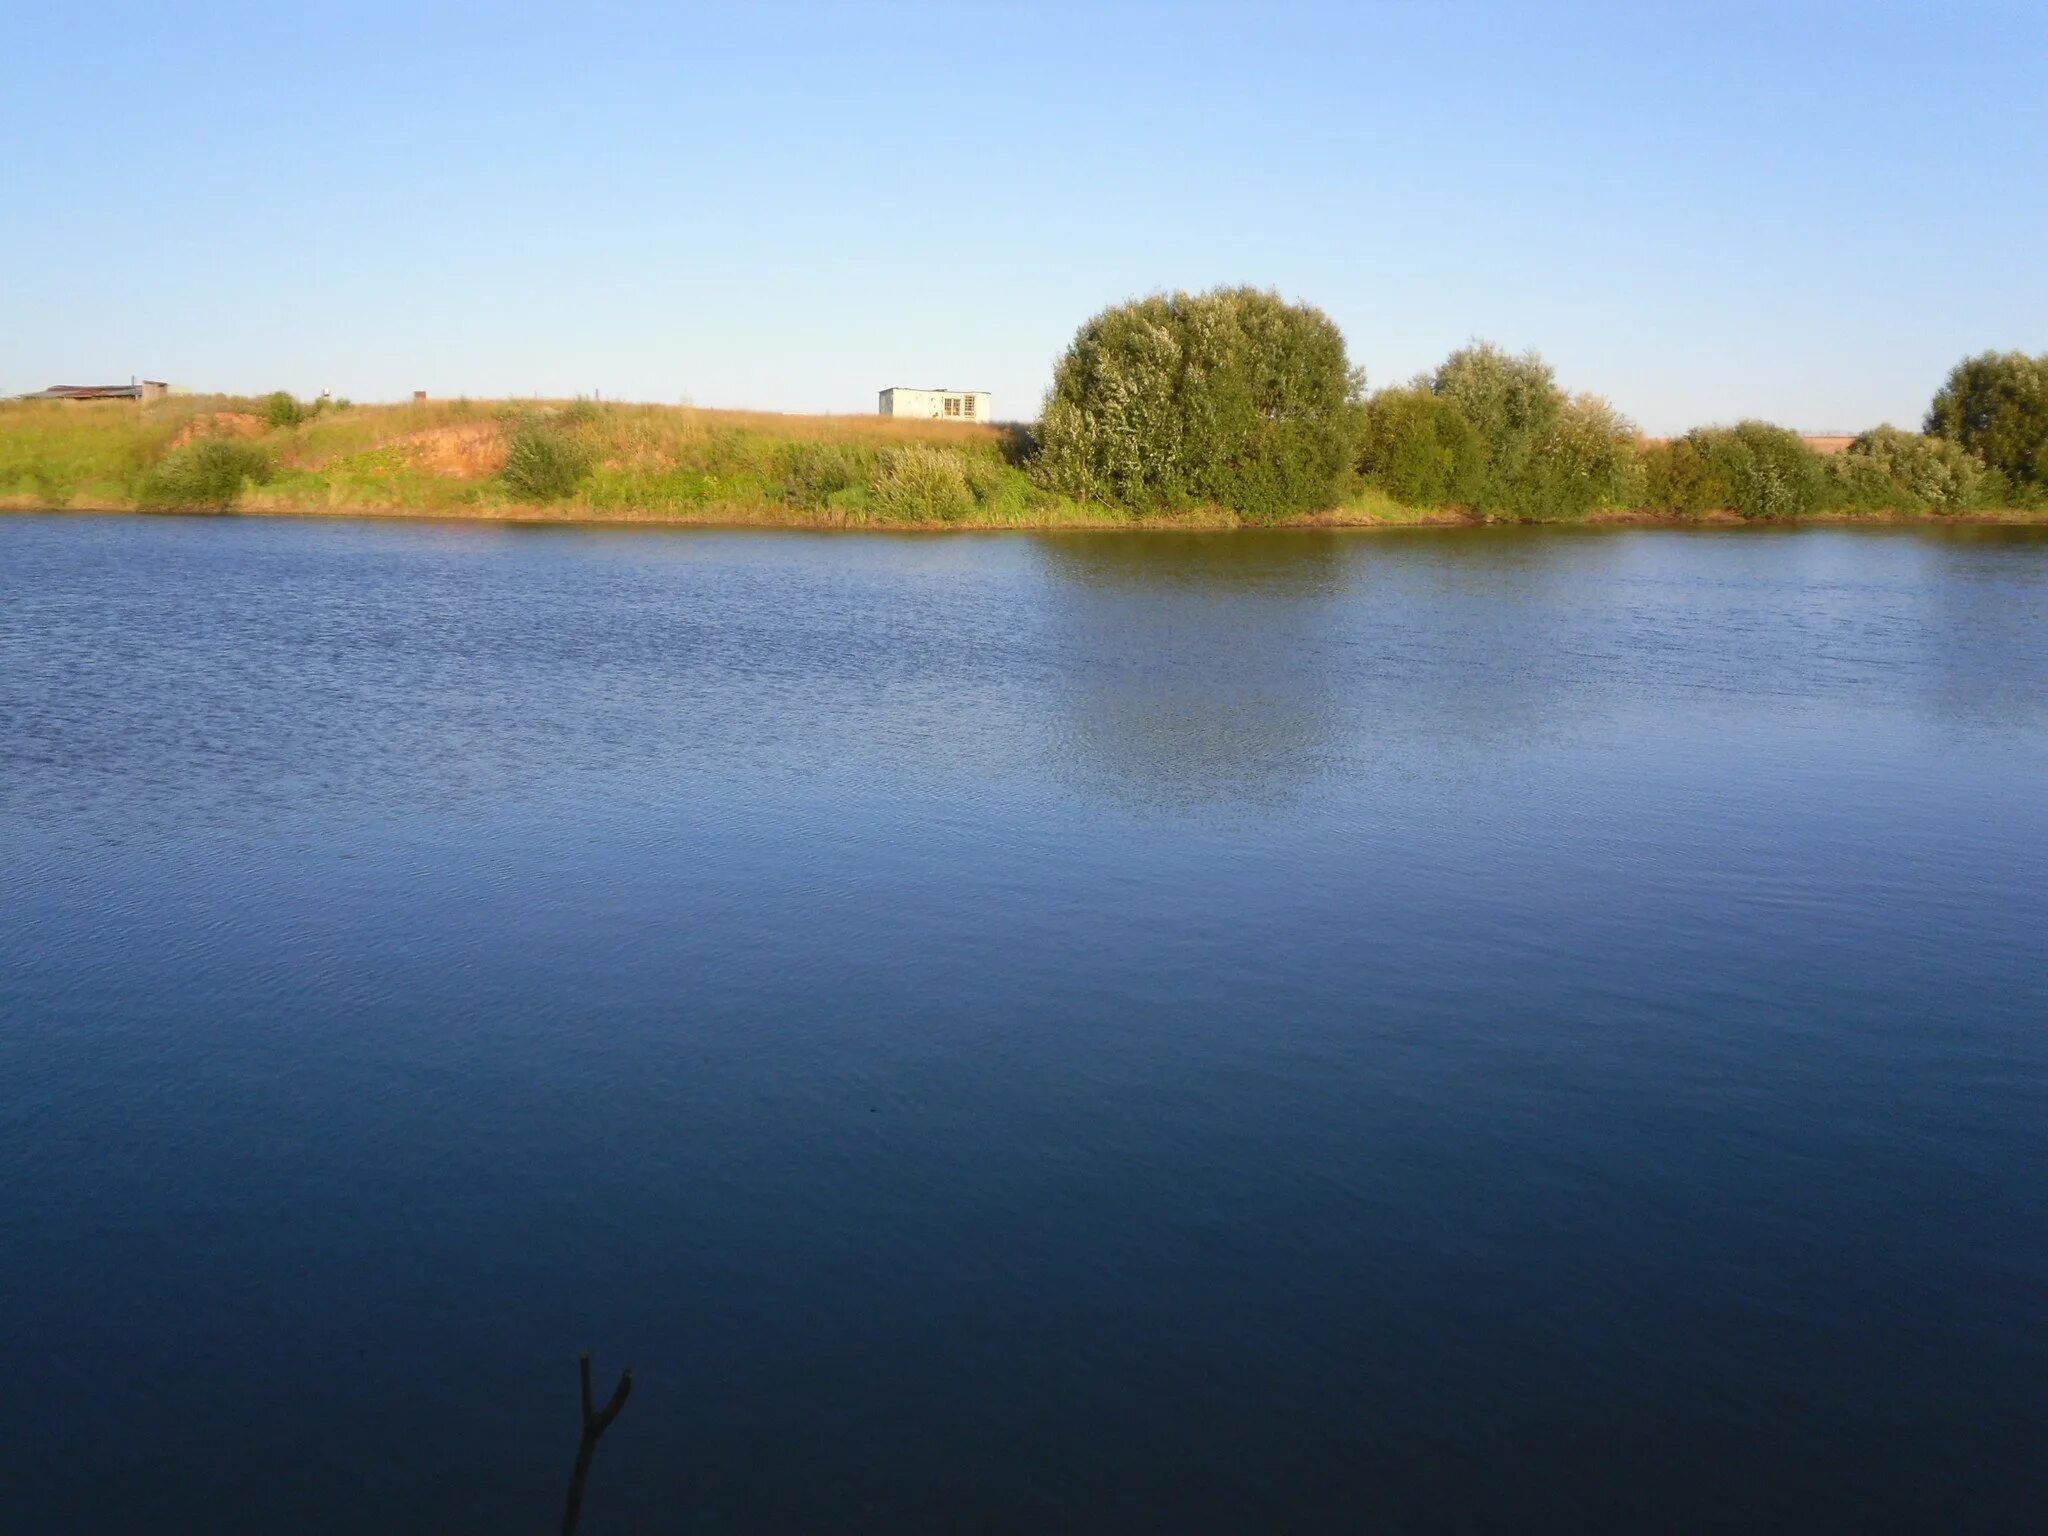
0;399;185;506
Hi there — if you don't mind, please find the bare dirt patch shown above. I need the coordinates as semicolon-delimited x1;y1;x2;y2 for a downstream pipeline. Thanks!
397;424;507;478
167;412;265;449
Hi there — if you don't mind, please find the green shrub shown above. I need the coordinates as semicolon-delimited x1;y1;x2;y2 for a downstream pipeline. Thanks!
1357;386;1487;507
137;440;273;508
1832;425;1988;512
872;445;976;522
1640;436;1732;515
263;391;304;429
1667;421;1831;519
1430;343;1565;512
776;442;868;509
1511;393;1643;521
501;418;594;502
1925;351;2048;490
1822;450;1900;515
1033;286;1363;522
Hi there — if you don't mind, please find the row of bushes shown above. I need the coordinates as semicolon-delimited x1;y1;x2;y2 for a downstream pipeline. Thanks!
1033;288;2048;521
1359;385;2008;522
1637;422;1997;519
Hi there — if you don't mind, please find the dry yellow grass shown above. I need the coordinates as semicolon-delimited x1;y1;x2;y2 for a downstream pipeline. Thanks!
1639;432;1859;455
638;404;1009;446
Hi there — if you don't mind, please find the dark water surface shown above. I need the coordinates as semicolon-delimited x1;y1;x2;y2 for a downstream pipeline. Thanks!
3;514;2045;1532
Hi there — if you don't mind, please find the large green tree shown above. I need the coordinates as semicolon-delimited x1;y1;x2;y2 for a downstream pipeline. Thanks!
1429;343;1565;510
1925;351;2048;490
1034;287;1363;523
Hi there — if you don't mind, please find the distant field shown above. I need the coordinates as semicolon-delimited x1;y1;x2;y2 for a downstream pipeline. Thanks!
1639;433;1857;455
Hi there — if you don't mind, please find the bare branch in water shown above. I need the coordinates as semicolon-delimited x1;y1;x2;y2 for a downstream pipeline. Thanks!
561;1351;633;1536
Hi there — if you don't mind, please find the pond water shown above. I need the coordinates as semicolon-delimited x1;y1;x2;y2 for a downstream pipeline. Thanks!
3;515;2045;1531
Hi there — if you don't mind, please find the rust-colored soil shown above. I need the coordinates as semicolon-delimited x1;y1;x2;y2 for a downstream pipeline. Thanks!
395;424;508;478
167;412;265;448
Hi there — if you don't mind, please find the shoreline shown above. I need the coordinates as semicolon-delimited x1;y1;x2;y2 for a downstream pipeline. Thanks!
6;498;2047;534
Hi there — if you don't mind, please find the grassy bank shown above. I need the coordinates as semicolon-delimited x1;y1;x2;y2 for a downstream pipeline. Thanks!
3;395;2043;530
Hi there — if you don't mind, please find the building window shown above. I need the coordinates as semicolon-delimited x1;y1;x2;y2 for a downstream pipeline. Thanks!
962;396;977;418
944;397;961;417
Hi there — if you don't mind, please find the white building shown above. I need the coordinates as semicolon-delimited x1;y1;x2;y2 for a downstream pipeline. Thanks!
878;386;992;422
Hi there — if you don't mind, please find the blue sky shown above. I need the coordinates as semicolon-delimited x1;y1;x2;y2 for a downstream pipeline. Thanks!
7;0;2044;433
